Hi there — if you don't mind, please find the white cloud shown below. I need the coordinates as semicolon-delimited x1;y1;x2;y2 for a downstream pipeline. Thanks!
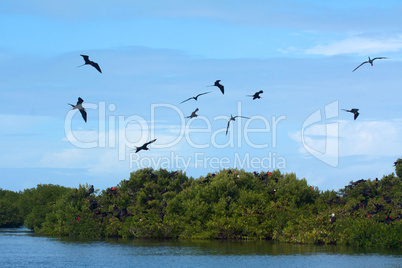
300;123;339;137
305;35;402;56
41;121;189;174
339;120;402;156
291;119;402;158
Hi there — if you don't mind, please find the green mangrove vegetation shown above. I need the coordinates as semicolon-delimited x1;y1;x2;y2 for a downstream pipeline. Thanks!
1;159;401;249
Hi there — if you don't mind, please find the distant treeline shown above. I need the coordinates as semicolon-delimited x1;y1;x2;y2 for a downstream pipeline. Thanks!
1;159;401;249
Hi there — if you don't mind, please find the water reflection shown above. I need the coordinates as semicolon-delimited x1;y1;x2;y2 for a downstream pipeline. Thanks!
55;232;401;257
1;227;401;268
0;227;33;235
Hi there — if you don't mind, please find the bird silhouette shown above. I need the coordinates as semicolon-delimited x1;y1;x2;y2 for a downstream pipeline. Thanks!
342;108;359;120
186;108;199;119
226;114;250;135
247;90;263;100
180;92;211;104
68;97;87;122
78;55;102;73
352;56;389;72
393;160;402;167
208;80;224;94
134;139;157;153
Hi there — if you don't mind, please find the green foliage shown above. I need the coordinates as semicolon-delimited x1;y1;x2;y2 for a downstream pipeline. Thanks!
1;161;401;249
38;184;102;237
0;189;23;227
395;158;402;178
0;184;70;230
22;184;72;230
338;218;402;248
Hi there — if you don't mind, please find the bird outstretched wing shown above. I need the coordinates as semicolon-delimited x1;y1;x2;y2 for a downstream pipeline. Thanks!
226;120;231;135
372;57;388;61
234;116;250;120
79;109;87;123
80;55;90;64
196;91;211;98
352;61;368;72
218;84;224;94
181;91;211;103
145;139;157;146
92;62;102;73
180;97;193;104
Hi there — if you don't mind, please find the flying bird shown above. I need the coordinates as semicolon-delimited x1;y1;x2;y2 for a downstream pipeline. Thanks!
226;114;250;135
186;108;199;119
342;108;359;120
208;80;224;94
247;90;263;100
352;56;389;72
78;55;102;73
180;92;211;104
134;139;157;153
68;97;87;122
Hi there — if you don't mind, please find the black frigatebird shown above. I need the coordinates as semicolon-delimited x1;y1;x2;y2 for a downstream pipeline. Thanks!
180;92;211;104
186;108;199;119
208;80;224;94
226;114;250;135
247;90;263;100
352;57;389;72
68;97;87;122
342;108;359;120
134;139;157;153
78;55;102;73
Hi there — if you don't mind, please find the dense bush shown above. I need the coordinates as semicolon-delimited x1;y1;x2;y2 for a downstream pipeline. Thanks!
0;184;71;229
0;189;23;227
0;162;401;248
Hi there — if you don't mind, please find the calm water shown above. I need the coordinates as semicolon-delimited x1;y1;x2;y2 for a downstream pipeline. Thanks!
0;228;401;268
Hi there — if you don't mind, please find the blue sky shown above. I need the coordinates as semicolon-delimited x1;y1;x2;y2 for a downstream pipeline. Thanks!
1;0;401;192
